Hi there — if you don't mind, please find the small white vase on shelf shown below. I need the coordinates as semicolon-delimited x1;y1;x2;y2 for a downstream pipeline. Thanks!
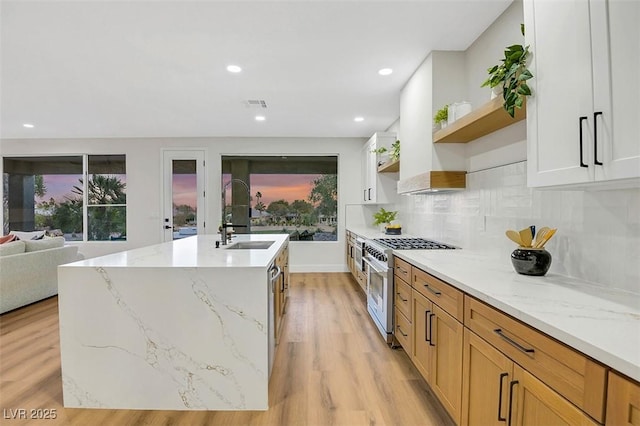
491;86;502;100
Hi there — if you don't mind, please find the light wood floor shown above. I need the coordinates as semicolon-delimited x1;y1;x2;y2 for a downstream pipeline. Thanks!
0;273;454;426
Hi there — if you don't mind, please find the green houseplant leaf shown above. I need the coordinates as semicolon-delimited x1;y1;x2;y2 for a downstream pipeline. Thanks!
481;24;534;117
373;207;398;226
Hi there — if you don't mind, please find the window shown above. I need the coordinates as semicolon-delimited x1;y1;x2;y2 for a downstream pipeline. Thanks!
222;156;338;241
2;155;127;241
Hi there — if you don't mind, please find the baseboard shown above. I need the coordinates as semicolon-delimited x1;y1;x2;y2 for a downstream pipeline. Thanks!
290;265;349;273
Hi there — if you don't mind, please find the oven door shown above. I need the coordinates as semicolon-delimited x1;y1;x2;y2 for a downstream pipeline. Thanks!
363;255;392;340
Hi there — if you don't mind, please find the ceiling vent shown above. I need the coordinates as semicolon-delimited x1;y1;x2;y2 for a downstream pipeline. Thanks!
244;100;268;109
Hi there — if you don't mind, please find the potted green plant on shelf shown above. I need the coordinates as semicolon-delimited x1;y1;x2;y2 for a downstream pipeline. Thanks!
371;140;400;166
481;24;533;117
373;207;401;235
434;105;449;130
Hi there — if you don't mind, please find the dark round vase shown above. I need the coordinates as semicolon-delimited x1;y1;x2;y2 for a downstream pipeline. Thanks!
510;248;552;276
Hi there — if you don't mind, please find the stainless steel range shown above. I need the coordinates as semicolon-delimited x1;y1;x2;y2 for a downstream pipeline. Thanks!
363;237;456;343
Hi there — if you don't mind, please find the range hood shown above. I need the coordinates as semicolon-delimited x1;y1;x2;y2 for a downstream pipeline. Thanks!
397;171;466;195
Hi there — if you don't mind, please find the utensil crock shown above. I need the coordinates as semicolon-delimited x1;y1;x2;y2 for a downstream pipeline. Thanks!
511;248;552;276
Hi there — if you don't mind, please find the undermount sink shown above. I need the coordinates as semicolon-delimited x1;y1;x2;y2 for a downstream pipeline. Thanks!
225;240;275;250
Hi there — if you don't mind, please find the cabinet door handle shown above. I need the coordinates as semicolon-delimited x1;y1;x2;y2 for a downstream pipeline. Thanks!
396;266;408;275
396;325;408;337
594;111;603;166
497;372;509;422
429;313;435;347
579;116;588;168
494;329;535;354
368;188;372;201
423;284;442;297
425;310;431;342
363;189;367;202
396;292;408;303
508;380;518;426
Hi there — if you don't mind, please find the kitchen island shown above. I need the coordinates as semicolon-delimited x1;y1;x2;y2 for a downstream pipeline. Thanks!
57;234;288;411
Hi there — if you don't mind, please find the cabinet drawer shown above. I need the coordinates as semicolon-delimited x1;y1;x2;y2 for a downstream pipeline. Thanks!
395;310;412;354
413;268;464;322
394;257;411;282
394;276;412;320
464;296;606;423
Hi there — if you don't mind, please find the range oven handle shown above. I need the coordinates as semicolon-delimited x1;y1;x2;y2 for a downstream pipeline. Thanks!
363;255;387;274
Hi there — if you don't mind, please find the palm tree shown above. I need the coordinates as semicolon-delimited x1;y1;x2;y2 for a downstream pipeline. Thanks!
71;175;127;240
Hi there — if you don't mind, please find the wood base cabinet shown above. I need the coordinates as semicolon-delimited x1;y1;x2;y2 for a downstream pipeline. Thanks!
462;329;599;426
606;372;640;426
411;288;463;424
511;365;598;426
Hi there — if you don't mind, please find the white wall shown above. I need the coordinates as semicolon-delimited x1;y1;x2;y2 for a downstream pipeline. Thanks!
398;162;640;294
0;136;365;272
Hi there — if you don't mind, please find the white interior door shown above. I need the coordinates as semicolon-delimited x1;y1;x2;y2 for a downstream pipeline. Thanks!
162;150;206;242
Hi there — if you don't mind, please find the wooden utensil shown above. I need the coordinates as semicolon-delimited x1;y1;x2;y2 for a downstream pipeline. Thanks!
535;228;557;248
533;227;550;248
519;227;533;247
505;230;523;246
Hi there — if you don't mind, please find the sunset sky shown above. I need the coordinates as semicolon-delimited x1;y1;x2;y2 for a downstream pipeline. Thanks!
37;174;323;209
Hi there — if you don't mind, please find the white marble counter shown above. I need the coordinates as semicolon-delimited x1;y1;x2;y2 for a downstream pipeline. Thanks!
392;248;640;382
67;234;289;268
58;234;288;411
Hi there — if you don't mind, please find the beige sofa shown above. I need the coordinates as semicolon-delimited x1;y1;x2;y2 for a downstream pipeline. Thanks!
0;237;80;314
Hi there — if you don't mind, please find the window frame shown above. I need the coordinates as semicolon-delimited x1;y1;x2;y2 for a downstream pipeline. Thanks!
2;153;127;242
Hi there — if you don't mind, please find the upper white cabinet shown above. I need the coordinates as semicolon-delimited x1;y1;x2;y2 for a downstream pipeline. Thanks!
525;0;640;188
361;132;398;204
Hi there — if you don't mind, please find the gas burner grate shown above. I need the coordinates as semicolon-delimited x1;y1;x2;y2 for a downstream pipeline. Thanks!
373;238;456;250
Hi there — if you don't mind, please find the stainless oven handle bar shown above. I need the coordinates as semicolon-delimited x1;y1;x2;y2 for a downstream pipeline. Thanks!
363;256;387;274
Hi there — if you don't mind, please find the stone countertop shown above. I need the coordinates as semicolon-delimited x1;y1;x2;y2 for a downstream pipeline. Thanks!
392;248;640;383
63;234;289;269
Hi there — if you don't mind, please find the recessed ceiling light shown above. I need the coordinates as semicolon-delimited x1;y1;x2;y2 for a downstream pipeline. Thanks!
226;65;242;73
378;68;393;76
23;123;34;128
255;115;266;121
354;117;364;122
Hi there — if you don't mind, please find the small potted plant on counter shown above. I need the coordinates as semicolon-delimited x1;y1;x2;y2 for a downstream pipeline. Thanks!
373;207;401;235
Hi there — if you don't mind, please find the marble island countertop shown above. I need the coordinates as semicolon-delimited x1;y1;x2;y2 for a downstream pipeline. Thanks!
393;248;640;383
67;234;289;268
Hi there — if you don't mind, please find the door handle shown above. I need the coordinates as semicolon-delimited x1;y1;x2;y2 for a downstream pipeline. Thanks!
508;380;519;426
579;116;588;168
594;111;603;165
429;313;435;346
497;372;509;422
164;225;172;229
425;310;431;342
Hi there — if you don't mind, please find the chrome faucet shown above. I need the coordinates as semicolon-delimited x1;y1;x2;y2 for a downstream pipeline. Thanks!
221;179;250;245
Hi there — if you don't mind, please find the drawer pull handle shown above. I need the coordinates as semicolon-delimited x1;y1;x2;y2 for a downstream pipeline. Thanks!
429;313;435;347
508;380;518;426
396;266;408;274
423;284;442;297
497;372;508;422
494;329;535;354
396;326;408;338
396;293;408;303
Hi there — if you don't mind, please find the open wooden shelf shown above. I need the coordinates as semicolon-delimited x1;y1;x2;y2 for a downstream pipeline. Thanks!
433;96;526;143
378;159;399;173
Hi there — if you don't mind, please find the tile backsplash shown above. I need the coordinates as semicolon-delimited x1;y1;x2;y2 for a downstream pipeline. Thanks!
397;161;640;293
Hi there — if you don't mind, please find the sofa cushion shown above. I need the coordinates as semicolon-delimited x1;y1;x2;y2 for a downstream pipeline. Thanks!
24;237;65;252
0;241;26;256
0;234;17;244
10;230;45;241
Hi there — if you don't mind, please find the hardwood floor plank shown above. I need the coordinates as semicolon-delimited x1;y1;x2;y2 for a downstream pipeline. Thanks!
0;273;454;425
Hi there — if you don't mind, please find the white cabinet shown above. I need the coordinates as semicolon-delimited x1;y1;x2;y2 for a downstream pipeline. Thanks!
361;132;398;204
525;0;640;188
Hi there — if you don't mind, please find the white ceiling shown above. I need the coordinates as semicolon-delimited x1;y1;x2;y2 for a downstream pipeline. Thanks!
1;0;512;140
